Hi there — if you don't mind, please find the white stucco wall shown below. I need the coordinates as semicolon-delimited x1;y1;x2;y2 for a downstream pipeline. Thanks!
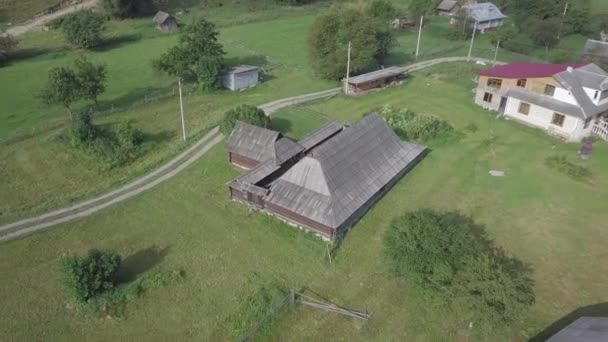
504;98;589;141
553;87;578;105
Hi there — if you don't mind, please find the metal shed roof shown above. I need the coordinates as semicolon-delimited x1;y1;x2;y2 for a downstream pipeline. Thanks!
265;113;425;229
547;317;608;342
583;39;608;58
226;65;260;75
437;0;458;11
347;67;408;86
465;2;507;22
153;11;172;24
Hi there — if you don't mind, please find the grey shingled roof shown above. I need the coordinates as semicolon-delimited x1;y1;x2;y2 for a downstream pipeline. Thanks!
274;137;304;165
465;2;507;22
226;65;259;75
547;317;608;342
506;88;586;119
153;11;171;24
583;39;608;59
554;63;608;118
348;67;408;86
265;113;425;229
226;122;280;162
437;0;458;11
298;121;344;151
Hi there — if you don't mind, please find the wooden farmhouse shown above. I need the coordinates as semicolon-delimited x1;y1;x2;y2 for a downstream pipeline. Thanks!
221;65;260;91
437;0;460;16
226;113;425;240
475;62;608;142
152;11;178;32
346;67;408;95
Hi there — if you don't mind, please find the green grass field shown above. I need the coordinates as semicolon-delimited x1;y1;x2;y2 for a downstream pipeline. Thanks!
1;63;606;340
0;13;336;223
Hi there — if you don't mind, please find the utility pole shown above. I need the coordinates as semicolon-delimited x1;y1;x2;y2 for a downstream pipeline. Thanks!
493;40;500;65
557;2;569;39
178;77;186;141
415;15;424;60
344;41;351;95
467;22;478;61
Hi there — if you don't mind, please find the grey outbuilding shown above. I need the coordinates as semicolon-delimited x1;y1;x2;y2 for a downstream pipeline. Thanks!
221;65;260;91
153;11;178;32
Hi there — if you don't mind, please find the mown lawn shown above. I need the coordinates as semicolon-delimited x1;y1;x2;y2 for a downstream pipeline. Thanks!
0;13;336;223
1;63;606;340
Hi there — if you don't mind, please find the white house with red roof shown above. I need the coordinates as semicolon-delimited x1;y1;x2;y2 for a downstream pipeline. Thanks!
474;62;608;142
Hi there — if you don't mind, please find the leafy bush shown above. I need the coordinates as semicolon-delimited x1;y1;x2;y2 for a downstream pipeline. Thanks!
87;269;185;317
68;114;144;169
368;0;397;20
545;155;591;180
60;250;121;303
220;104;271;135
381;105;454;142
229;279;288;338
502;33;534;55
384;209;535;324
61;11;106;49
0;33;18;66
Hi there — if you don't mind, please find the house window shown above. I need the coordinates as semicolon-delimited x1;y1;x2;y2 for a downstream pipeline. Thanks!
518;102;530;115
584;117;592;129
551;113;565;127
544;84;556;96
483;92;493;103
594;91;599;100
600;90;608;101
487;78;502;89
517;79;527;88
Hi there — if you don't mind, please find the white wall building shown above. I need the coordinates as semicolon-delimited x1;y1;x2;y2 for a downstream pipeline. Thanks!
475;63;608;142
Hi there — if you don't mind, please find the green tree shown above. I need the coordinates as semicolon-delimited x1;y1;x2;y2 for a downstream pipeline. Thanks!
61;11;106;49
154;17;225;90
60;249;121;303
75;57;107;106
384;209;535;324
368;0;396;21
408;0;435;22
307;7;381;80
41;67;82;120
0;32;17;66
219;104;270;135
102;0;154;18
528;18;561;52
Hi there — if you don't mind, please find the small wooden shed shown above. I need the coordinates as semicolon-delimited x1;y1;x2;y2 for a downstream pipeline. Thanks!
346;67;408;95
221;65;260;91
153;11;178;32
437;0;460;16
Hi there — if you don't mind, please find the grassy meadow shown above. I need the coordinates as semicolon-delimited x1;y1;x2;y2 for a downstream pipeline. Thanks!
1;63;607;340
0;12;338;223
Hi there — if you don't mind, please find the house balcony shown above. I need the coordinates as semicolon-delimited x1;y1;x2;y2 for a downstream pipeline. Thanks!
592;115;608;141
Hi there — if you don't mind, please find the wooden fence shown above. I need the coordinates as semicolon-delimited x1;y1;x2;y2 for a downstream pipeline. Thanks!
238;290;370;341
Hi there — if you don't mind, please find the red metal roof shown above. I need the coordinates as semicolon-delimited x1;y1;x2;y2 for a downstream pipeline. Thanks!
478;62;589;79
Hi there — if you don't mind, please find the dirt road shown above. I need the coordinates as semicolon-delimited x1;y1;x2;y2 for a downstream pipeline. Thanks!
6;0;98;36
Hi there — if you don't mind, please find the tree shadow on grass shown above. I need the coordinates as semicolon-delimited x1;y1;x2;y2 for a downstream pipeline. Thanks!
93;34;143;52
117;245;170;284
269;117;292;135
529;303;608;341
